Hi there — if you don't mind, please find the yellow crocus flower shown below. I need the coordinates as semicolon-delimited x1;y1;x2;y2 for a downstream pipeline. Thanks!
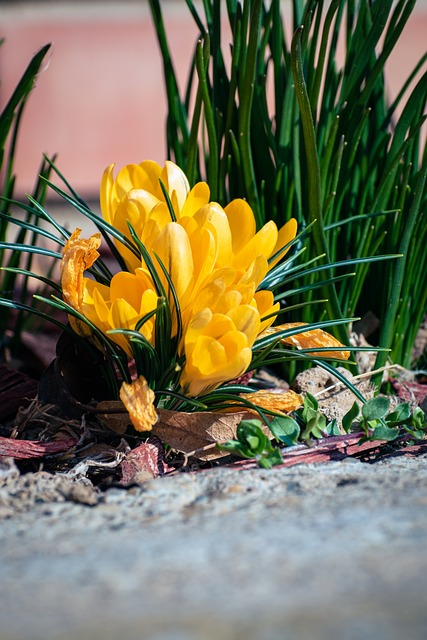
180;306;260;397
62;161;302;400
100;161;297;279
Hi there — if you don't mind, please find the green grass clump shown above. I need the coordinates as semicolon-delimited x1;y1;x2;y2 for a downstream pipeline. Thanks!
149;0;427;377
0;42;53;357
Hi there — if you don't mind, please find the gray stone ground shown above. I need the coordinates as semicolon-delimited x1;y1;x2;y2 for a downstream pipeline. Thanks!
1;454;427;640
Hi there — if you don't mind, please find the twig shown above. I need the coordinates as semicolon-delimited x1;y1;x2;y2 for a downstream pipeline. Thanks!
313;363;405;400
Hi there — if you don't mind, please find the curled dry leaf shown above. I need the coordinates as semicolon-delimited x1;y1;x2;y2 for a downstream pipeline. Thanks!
263;322;350;360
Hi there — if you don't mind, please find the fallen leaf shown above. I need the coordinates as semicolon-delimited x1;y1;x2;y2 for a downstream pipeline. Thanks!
154;409;268;461
96;400;129;434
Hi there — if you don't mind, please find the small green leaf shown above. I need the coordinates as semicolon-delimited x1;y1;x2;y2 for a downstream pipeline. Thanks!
217;439;251;458
237;420;267;455
386;402;411;426
362;396;391;421
258;448;283;469
371;424;400;442
324;419;341;436
301;413;326;441
411;407;426;430
268;415;300;446
342;401;360;433
305;392;319;411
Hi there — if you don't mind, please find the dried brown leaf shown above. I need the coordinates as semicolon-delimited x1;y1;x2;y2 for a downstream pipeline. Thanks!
154;409;268;461
96;400;129;434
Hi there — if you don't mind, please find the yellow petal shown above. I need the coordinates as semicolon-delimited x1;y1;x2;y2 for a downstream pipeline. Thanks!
226;305;261;346
161;161;190;213
194;202;233;267
100;163;115;225
269;218;298;268
180;181;210;218
178;219;218;300
224;198;256;254
234;221;278;270
180;308;253;396
120;376;158;432
242;389;303;414
151;222;194;302
253;290;280;332
262;322;350;360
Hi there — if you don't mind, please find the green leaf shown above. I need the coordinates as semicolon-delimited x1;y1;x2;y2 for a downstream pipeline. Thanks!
0;44;51;162
386;402;411;426
342;401;360;433
258;448;283;469
362;396;391;421
411;407;426;430
371;424;400;442
324;419;341;436
236;420;267;455
268;415;300;446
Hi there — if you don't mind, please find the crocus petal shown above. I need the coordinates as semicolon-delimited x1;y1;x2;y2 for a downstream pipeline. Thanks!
194;202;233;267
233;220;278;270
151;222;194;302
242;389;303;414
253;290;280;332
61;227;101;311
179;217;218;299
161;161;190;213
224;198;256;254
180;182;211;218
226;305;261;346
262;322;350;360
100;163;115;225
180;308;253;396
120;376;158;432
269;218;298;268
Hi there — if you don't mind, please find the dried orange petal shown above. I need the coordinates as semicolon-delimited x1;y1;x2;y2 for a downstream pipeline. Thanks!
242;389;303;414
119;376;158;432
262;322;350;360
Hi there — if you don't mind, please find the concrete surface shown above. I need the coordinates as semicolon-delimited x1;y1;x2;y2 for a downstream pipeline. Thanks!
1;454;426;640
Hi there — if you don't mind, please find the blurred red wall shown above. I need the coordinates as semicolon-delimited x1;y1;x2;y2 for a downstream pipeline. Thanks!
1;1;426;199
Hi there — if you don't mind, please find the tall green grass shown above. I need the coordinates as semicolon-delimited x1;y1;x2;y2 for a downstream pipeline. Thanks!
149;0;427;375
0;43;53;354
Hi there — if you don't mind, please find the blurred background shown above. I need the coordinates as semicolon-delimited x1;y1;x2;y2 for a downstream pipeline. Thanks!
1;0;427;203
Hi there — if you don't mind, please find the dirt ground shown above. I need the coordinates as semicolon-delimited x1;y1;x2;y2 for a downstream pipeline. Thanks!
1;452;426;640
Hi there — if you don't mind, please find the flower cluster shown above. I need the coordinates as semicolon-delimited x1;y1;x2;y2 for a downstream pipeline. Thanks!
61;161;297;399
